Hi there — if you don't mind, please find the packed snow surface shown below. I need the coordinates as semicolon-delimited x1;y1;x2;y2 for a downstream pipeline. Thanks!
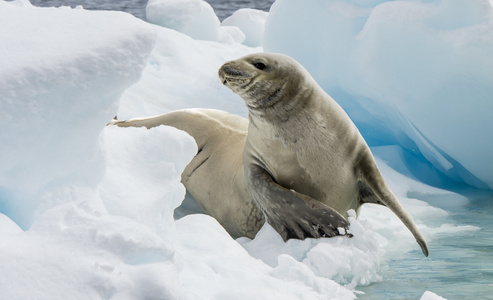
1;0;492;299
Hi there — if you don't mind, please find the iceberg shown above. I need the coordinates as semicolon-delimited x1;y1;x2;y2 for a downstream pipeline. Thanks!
146;0;220;41
222;8;268;47
1;0;491;299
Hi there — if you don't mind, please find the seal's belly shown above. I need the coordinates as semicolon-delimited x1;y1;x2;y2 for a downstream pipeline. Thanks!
263;142;360;217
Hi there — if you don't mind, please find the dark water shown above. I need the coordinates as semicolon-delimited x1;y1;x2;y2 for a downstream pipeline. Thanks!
29;0;275;20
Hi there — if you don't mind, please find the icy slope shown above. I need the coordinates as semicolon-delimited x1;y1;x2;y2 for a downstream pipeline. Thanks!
0;1;156;228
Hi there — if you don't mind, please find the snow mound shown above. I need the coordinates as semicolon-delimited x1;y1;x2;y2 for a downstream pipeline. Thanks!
0;123;193;298
98;125;196;237
239;210;382;289
264;0;493;190
0;1;156;229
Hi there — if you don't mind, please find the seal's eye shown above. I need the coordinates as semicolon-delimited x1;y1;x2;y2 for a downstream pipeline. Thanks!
253;62;266;70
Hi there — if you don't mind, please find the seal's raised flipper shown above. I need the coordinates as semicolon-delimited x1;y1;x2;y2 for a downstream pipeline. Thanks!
106;116;119;126
246;164;351;241
110;109;248;152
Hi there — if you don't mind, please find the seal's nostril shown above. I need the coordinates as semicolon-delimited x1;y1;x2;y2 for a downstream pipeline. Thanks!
221;65;244;77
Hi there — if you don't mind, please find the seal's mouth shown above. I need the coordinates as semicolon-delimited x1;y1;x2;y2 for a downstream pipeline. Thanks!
218;63;253;89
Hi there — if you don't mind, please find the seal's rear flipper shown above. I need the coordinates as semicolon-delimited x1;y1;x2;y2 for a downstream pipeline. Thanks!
358;181;385;206
359;152;429;257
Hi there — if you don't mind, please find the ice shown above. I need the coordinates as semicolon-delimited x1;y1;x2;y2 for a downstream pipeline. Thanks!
116;26;255;119
221;8;268;47
0;200;187;299
146;0;220;41
145;1;263;47
421;291;447;300
239;210;382;289
1;0;489;298
0;213;22;235
264;0;493;190
98;125;196;240
0;0;156;228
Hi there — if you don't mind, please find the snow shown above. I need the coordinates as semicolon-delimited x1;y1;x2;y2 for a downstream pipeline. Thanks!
0;0;156;229
1;0;491;299
239;210;382;290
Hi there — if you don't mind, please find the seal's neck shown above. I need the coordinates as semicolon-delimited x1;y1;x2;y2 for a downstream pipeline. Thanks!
246;80;315;126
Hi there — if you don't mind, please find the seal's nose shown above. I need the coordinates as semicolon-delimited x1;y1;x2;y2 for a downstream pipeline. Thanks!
218;62;248;85
217;63;227;85
220;64;244;77
218;65;228;85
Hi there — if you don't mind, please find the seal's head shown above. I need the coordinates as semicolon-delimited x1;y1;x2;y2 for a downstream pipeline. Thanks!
218;53;314;112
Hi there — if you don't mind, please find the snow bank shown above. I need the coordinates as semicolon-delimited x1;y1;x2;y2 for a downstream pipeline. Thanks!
0;124;193;299
239;210;382;289
264;0;493;190
0;1;156;228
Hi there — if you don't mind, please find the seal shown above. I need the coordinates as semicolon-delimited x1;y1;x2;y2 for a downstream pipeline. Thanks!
113;52;428;256
219;53;427;256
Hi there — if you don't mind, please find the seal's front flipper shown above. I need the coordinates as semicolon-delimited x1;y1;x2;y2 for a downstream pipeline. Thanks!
108;109;248;152
246;164;351;241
